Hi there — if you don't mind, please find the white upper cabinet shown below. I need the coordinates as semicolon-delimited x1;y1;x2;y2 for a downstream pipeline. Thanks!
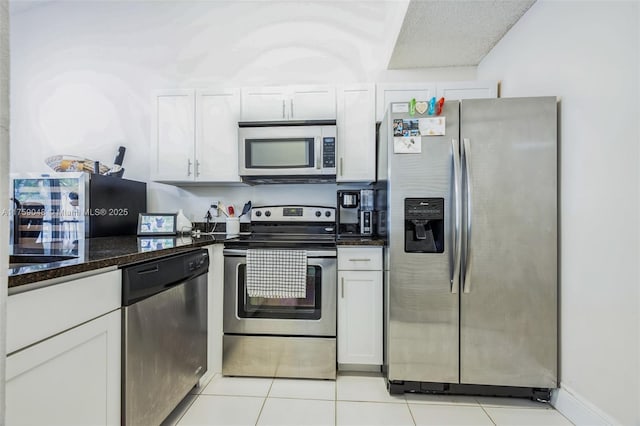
240;87;289;121
241;85;336;121
289;86;336;120
336;84;376;183
151;90;195;182
376;81;498;121
152;88;241;183
196;89;241;182
436;80;497;100
375;82;437;122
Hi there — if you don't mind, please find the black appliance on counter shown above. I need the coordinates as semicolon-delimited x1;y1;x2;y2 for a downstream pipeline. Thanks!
336;189;375;238
11;172;147;250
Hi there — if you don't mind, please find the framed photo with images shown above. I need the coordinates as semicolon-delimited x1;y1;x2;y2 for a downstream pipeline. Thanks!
137;213;177;236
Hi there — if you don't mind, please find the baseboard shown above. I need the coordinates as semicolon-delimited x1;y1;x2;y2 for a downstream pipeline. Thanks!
338;363;382;373
551;384;618;426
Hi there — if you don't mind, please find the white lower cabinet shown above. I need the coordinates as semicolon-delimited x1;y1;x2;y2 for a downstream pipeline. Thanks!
6;309;121;426
337;247;383;366
6;269;122;425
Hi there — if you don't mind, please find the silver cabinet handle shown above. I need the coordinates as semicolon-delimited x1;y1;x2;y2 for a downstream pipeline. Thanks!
339;157;344;176
195;160;201;177
451;139;461;294
187;159;192;176
341;277;344;298
348;258;371;262
462;138;472;293
290;99;294;119
282;100;286;119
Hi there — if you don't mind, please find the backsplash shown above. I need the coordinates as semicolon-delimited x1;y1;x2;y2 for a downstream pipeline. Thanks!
148;182;370;223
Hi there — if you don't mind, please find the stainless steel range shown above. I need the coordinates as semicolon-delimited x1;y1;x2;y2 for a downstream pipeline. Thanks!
223;205;337;380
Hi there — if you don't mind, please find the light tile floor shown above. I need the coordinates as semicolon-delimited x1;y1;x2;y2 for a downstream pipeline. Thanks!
163;372;574;426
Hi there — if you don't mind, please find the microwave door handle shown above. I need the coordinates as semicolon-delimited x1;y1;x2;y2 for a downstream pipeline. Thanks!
316;137;321;169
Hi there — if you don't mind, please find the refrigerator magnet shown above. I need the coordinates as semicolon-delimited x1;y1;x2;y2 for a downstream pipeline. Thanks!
394;136;422;154
418;117;446;136
391;103;409;113
415;101;428;115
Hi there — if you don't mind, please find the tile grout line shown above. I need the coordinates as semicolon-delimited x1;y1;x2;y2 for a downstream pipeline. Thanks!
254;377;275;426
478;401;498;426
405;393;418;426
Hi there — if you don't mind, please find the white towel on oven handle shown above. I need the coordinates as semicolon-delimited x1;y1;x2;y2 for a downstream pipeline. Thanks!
246;249;307;299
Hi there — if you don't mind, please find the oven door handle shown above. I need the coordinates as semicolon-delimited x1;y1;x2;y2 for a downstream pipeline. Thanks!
223;248;336;258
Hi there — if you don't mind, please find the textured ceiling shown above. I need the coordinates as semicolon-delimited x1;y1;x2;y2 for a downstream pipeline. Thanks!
388;0;536;68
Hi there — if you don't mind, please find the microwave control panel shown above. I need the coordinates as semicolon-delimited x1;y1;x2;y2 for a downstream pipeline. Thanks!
322;137;335;168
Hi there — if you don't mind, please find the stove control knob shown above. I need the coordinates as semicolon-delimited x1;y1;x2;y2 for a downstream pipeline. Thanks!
315;211;321;217
325;210;332;217
255;211;262;217
265;211;271;217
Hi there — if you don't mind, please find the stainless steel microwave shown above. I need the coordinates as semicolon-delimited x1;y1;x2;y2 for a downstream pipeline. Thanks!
238;120;336;184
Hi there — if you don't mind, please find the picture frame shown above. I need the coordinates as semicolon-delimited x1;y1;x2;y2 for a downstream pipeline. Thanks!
137;213;177;236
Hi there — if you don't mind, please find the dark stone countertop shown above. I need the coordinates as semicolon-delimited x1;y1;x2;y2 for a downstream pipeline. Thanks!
8;233;237;290
336;237;386;246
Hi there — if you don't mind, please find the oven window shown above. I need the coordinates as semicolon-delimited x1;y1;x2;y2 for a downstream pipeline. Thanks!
246;138;314;168
237;264;322;320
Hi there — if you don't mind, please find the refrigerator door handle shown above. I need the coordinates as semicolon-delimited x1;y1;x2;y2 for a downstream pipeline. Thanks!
462;138;472;293
451;138;462;293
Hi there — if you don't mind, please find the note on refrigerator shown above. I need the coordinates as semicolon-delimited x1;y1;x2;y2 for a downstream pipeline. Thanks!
418;117;446;136
394;136;421;154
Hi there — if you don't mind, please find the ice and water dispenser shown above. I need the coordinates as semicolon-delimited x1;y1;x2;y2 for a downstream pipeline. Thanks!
404;198;444;253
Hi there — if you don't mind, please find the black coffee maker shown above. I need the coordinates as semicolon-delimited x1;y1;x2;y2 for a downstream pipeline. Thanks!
337;189;375;238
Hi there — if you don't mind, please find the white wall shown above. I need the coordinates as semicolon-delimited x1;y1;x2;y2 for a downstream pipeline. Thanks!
0;0;8;421
9;1;476;220
478;1;639;425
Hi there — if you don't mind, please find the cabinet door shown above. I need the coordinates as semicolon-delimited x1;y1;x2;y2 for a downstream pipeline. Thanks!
6;310;121;426
336;84;376;182
290;86;336;120
151;90;195;181
338;270;383;365
196;89;241;182
436;81;497;100
241;87;288;121
375;82;437;121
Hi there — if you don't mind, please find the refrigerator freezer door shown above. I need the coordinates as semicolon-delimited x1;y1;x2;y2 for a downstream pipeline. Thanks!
386;102;460;384
459;97;557;388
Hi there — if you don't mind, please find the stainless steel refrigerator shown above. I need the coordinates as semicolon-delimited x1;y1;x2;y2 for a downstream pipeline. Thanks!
377;97;557;399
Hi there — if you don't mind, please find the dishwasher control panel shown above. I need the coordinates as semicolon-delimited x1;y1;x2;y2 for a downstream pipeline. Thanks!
187;251;209;272
122;249;209;306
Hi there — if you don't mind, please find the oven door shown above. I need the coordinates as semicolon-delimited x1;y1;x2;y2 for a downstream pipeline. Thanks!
223;249;336;337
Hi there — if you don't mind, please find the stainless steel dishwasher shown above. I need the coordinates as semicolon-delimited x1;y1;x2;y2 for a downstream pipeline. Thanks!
122;249;209;426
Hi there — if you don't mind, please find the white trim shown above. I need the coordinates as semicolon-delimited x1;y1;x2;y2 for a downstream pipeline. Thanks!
552;384;618;426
